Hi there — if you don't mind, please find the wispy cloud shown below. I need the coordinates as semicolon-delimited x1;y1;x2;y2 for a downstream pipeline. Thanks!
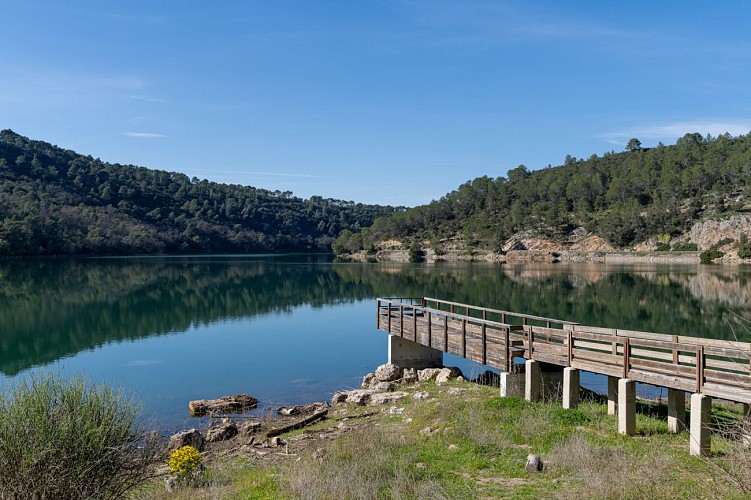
129;95;166;103
122;132;167;139
601;120;751;145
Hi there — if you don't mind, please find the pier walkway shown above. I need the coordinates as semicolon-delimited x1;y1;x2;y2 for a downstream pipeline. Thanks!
376;297;751;455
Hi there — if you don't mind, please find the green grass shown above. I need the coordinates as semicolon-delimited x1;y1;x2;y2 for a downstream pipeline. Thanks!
136;381;751;499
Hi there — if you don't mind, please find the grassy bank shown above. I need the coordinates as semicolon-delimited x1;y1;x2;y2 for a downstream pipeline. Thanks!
136;379;751;499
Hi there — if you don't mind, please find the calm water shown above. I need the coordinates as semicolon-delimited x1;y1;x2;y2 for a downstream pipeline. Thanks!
1;255;750;430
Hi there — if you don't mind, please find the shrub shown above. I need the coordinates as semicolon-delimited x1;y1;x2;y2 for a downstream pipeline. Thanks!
0;372;161;499
737;234;751;259
169;445;202;484
655;242;671;252
408;243;424;263
672;240;698;251
700;247;724;264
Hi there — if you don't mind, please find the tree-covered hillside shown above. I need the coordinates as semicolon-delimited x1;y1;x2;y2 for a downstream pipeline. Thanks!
335;132;751;253
0;130;399;255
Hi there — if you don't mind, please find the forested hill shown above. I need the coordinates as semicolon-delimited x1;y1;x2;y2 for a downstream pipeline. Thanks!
0;130;399;255
334;133;751;254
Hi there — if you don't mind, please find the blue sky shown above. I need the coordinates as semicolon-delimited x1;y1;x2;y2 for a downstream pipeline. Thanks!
2;1;751;206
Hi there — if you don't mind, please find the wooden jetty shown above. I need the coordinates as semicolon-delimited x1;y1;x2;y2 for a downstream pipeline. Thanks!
376;297;751;455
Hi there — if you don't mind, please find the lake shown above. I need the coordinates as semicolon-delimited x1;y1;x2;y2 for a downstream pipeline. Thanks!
1;255;749;431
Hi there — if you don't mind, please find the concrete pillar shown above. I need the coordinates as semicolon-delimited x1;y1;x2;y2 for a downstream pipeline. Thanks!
562;367;579;409
667;389;686;433
690;393;712;456
387;335;442;369
607;376;618;415
525;359;541;402
618;378;636;435
500;371;524;398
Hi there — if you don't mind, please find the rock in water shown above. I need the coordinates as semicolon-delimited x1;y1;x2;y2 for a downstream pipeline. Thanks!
361;373;376;388
168;428;205;452
188;394;258;417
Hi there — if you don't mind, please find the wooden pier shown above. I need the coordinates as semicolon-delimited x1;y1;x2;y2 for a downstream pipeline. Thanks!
376;297;751;455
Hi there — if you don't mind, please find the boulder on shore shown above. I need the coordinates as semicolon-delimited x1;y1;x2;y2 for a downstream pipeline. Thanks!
206;419;238;443
168;428;204;452
375;363;403;382
417;368;442;382
436;367;463;385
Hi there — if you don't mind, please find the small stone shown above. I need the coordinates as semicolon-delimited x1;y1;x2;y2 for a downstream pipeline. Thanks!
412;391;430;401
415;462;428;469
165;476;177;492
389;406;405;415
446;387;467;396
405;418;413;423
375;363;402;382
456;376;464;382
418;368;442;382
270;436;286;447
525;454;543;473
239;421;261;435
402;368;418;383
436;367;463;385
419;426;434;436
448;444;459;451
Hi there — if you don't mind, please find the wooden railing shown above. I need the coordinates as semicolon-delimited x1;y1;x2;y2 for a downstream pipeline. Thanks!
376;297;751;404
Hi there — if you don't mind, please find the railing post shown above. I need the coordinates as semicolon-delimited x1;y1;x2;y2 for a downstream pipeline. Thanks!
482;323;487;365
399;304;404;338
504;327;511;372
623;338;630;379
527;326;534;359
696;345;705;393
376;299;380;329
567;331;573;367
387;302;392;333
413;305;418;342
427;310;433;348
444;315;449;353
462;319;467;358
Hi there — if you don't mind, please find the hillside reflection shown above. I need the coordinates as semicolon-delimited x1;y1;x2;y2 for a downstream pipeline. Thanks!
1;257;749;376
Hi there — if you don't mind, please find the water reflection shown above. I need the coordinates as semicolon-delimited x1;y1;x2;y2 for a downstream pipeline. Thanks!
0;257;749;378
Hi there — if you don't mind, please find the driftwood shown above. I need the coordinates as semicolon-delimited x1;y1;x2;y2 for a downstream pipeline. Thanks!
266;408;328;437
189;394;258;417
276;402;328;416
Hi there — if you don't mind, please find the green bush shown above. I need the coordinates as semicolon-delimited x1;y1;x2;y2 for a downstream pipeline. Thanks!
0;372;161;499
700;247;724;264
655;242;671;251
672;241;698;251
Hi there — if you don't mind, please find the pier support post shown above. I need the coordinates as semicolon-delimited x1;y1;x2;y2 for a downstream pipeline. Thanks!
525;360;541;402
387;335;442;369
667;389;686;433
690;393;712;456
500;371;524;398
562;367;579;409
618;378;636;435
607;376;618;415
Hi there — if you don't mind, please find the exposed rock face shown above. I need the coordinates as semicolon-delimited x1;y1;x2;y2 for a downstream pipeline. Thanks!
688;214;751;251
361;373;376;389
168;428;204;452
206;419;239;443
375;364;402;382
